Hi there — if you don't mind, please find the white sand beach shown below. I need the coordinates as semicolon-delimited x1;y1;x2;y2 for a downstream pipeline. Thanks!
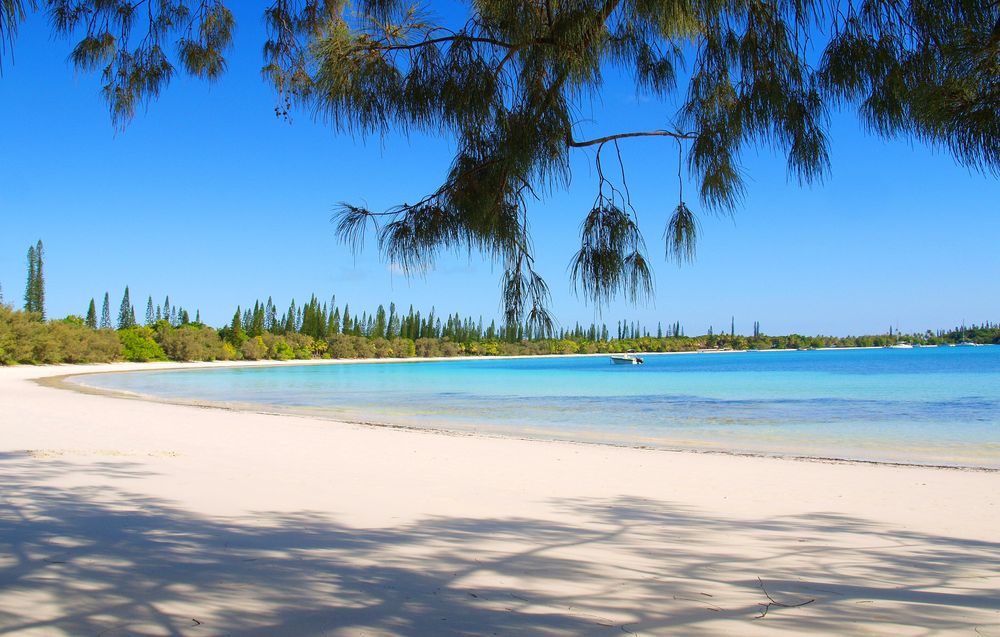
1;361;998;636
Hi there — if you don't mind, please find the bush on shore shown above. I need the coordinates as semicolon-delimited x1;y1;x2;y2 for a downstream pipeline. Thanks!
0;306;121;364
157;323;228;361
118;327;168;362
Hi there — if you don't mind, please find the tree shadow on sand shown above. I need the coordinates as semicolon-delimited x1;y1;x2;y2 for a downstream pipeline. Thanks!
0;452;998;636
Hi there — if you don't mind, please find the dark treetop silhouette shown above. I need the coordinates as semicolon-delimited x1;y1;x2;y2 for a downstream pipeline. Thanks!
1;0;997;330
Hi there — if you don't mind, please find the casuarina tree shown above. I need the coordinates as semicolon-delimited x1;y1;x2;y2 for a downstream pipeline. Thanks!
2;1;996;327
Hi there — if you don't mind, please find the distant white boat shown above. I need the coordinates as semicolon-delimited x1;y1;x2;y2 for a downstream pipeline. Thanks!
611;351;644;365
888;343;914;349
957;342;980;347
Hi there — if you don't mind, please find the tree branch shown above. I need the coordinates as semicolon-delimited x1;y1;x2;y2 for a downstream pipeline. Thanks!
754;578;815;619
374;34;514;52
567;129;697;148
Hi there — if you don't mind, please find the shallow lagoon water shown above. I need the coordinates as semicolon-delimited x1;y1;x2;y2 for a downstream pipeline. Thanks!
76;346;1000;468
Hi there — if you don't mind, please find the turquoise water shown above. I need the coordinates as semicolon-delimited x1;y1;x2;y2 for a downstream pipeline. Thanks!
76;347;1000;468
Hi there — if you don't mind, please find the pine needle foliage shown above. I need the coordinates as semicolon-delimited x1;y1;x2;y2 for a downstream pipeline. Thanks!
46;0;232;128
2;0;996;319
665;201;697;265
570;202;652;305
0;0;32;64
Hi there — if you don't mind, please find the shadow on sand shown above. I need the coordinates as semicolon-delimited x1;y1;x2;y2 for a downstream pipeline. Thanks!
1;452;998;636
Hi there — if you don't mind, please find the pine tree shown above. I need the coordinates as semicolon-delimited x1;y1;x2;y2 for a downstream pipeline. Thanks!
23;241;45;318
145;296;155;326
85;299;97;329
386;302;398;338
264;297;275;332
329;307;341;335
34;240;44;319
100;293;112;329
283;300;296;334
230;307;245;344
163;296;171;322
427;308;437;338
374;305;387;339
319;301;328;338
268;300;277;332
251;301;265;336
299;297;313;336
23;245;36;313
117;287;133;329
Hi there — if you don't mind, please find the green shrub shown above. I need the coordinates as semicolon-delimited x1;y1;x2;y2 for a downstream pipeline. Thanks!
393;338;416;357
156;324;226;361
284;333;315;359
261;334;295;360
240;336;267;360
325;334;355;358
50;323;121;363
118;327;168;362
414;338;441;357
0;306;122;364
0;306;41;363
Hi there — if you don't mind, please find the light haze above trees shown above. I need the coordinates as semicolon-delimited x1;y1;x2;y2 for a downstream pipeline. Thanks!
1;0;996;329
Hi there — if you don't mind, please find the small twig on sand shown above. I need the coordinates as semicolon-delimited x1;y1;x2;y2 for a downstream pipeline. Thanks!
755;578;815;619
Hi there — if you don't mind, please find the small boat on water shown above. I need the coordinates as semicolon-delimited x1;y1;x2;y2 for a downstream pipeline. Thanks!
888;343;914;349
957;342;980;347
611;351;645;365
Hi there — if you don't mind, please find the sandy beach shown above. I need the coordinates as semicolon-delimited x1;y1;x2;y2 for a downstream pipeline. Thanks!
1;361;998;636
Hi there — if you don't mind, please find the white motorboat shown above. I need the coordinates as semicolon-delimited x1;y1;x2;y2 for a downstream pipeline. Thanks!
888;343;913;349
610;351;644;365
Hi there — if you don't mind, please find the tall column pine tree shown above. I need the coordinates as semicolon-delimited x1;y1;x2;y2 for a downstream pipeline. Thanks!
23;240;45;319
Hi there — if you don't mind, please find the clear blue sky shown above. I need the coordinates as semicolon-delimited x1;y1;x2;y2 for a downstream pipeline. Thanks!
1;6;997;336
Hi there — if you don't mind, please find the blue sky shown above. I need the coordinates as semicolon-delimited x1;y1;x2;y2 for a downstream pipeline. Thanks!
0;6;997;336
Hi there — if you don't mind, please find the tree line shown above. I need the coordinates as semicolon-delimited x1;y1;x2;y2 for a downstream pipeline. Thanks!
2;241;997;365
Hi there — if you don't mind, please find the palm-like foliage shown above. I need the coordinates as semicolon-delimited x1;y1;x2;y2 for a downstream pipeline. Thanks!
1;0;996;326
0;0;33;62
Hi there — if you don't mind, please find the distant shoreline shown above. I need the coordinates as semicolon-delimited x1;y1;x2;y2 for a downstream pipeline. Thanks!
37;347;999;473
